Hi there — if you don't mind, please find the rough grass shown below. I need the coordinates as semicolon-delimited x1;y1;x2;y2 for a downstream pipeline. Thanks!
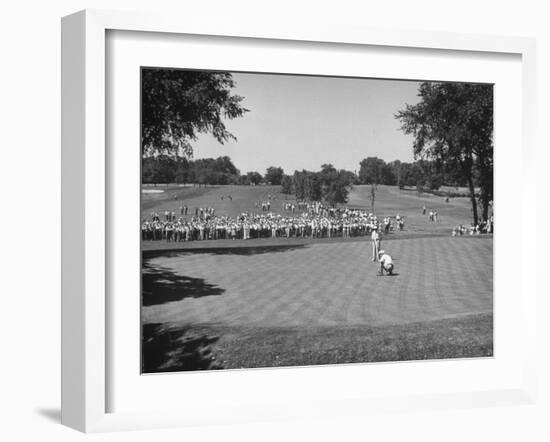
142;313;492;372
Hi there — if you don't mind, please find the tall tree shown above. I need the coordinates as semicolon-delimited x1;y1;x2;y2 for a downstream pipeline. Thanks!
141;69;248;157
281;175;293;194
359;157;383;213
395;82;493;223
370;183;376;213
319;164;352;207
359;157;383;185
265;166;284;185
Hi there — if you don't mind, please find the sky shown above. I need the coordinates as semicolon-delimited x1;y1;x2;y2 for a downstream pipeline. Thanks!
191;72;422;175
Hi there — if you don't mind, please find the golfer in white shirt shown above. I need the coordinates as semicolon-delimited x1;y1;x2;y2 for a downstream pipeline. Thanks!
378;250;394;276
371;227;381;261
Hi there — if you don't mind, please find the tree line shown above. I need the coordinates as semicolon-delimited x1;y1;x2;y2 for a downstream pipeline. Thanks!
143;155;287;187
143;153;479;197
357;157;474;190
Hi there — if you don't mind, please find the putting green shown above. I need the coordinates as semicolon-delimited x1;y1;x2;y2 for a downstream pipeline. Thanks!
142;236;492;329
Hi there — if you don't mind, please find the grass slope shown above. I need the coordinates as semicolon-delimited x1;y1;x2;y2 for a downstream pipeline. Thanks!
141;184;478;252
143;313;492;372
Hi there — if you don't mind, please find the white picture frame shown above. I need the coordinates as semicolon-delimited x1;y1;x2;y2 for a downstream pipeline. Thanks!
61;9;537;433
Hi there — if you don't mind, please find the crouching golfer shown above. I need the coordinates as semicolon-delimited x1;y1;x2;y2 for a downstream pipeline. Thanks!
378;250;394;276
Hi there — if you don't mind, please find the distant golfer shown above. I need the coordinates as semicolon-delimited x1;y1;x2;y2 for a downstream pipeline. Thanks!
378;250;394;276
371;227;381;261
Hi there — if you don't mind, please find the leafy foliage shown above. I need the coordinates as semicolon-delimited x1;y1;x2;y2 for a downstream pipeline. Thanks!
395;82;493;223
265;166;284;185
291;165;354;206
143;155;241;185
142;69;248;157
281;175;293;194
246;171;263;185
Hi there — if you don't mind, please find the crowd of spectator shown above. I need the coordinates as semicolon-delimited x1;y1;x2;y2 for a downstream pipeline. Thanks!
452;215;494;236
142;205;406;243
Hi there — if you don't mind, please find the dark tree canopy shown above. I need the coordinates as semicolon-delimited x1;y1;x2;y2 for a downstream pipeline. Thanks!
395;82;493;223
142;155;241;185
281;175;293;194
358;157;396;186
246;171;263;185
319;164;353;207
265;166;284;185
290;166;353;206
141;69;248;157
358;157;384;185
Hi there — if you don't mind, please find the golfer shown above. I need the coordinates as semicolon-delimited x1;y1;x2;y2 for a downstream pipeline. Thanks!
378;250;394;276
371;227;381;261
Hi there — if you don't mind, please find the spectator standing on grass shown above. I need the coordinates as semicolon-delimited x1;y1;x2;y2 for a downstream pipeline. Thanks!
398;216;404;231
423;205;426;215
384;216;391;233
165;223;173;242
434;210;438;223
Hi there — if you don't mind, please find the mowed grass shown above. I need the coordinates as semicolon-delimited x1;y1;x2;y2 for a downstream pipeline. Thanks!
142;236;493;371
141;184;492;372
143;314;492;372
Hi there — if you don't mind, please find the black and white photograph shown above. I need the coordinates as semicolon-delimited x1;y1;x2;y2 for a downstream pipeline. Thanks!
5;0;550;439
140;68;494;373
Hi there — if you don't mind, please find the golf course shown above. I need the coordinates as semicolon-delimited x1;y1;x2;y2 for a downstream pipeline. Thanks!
142;184;493;372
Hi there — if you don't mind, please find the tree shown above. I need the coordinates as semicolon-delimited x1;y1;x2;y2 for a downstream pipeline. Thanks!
416;159;444;191
293;171;306;200
380;162;397;186
369;183;376;213
304;173;322;201
359;157;383;185
281;175;293;194
319;164;353;207
395;82;493;224
213;156;239;176
174;158;190;184
141;69;248;157
388;160;404;189
292;170;322;201
359;157;385;213
246;171;263;185
265;166;284;185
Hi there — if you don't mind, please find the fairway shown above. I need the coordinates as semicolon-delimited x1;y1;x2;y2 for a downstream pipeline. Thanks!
142;183;477;248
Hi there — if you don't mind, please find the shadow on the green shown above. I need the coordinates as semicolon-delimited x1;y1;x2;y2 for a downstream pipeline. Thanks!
142;264;225;306
142;323;222;373
377;272;400;277
144;243;308;258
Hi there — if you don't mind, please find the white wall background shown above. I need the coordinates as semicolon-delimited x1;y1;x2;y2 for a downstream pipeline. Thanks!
0;0;548;440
